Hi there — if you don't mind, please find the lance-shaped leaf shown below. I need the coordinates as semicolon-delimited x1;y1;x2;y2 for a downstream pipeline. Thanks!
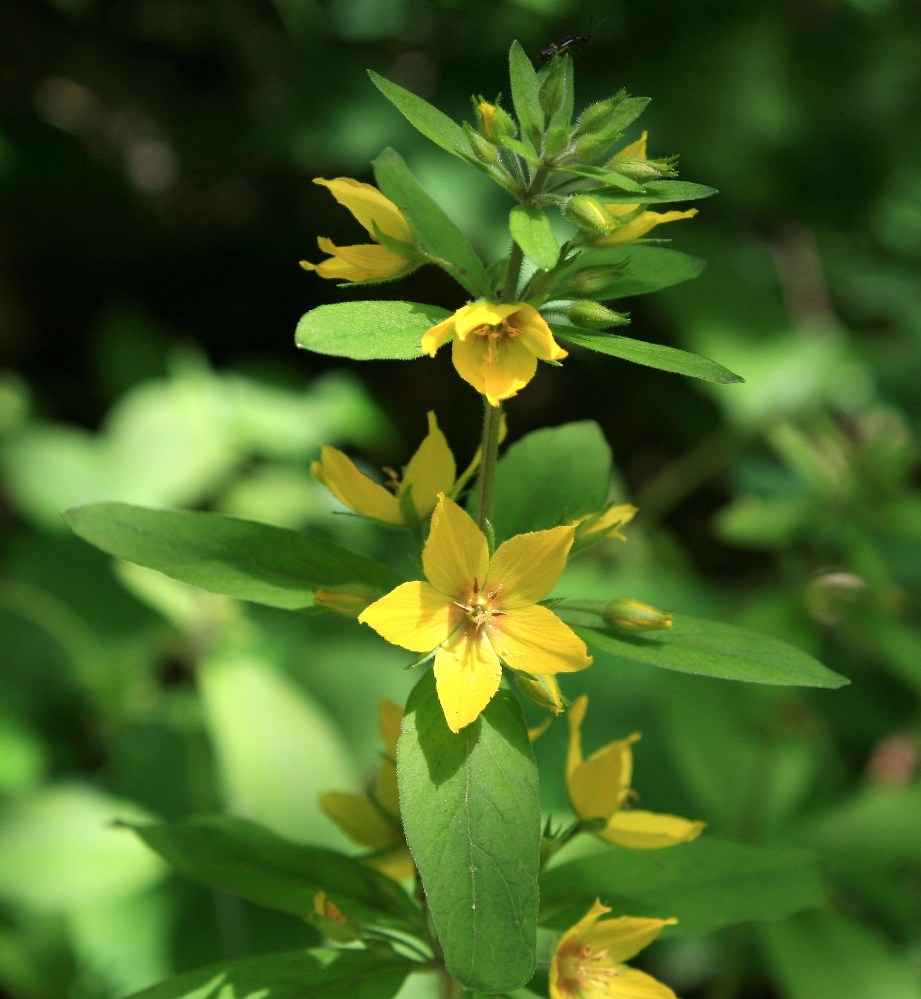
64;502;401;609
599;180;719;204
126;948;412;999
552;326;743;385
368;70;471;162
489;421;612;541
510;205;560;270
541;837;826;937
508;40;543;151
569;614;849;688
374;148;489;296
296;300;450;361
126;815;421;930
398;671;540;992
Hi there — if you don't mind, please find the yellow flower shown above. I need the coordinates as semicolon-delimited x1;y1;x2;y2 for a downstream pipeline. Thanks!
567;696;705;848
421;302;568;407
319;698;414;881
300;177;414;282
359;494;592;732
550;899;678;999
312;411;456;527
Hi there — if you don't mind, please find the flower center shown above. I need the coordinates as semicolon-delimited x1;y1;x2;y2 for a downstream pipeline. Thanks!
473;319;522;364
558;944;621;995
454;577;505;632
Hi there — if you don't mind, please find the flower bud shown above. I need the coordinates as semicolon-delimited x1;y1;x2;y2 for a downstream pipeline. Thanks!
566;301;631;329
515;672;565;715
463;122;500;164
609;155;678;182
567;265;626;296
564;195;613;236
309;891;363;943
603;598;673;632
474;98;516;143
538;59;567;117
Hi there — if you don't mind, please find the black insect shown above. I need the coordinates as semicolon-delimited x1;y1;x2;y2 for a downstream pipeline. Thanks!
537;32;590;62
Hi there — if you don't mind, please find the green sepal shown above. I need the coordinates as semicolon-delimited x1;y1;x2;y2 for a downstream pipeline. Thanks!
509;205;560;270
397;671;540;992
125;948;413;999
489;421;612;541
541;837;827;937
551;325;743;384
296;300;450;360
124;815;422;930
556;244;706;299
374;148;490;297
508;40;544;152
63;502;401;609
368;70;473;163
569;613;849;688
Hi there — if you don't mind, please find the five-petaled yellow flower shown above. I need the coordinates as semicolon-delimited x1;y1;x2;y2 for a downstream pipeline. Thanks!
567;695;705;847
312;412;455;527
550;899;678;999
318;698;414;881
358;494;592;732
421;302;568;407
596;132;697;246
300;177;415;283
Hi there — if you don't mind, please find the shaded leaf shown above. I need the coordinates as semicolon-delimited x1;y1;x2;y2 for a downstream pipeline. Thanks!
509;205;559;270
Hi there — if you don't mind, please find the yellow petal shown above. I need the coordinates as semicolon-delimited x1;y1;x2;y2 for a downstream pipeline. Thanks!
302;238;410;282
452;333;537;405
400;412;457;519
509;304;568;362
314;177;412;243
600;809;706;849
312;446;401;524
585;914;678;965
568;738;637;821
358;581;455;652
421;315;457;356
454;301;516;335
597;207;698;245
486;524;575;607
365;847;416;882
422;495;489;599
434;627;502;732
318;791;401;850
378;698;403;756
614;130;649;160
494;604;592;676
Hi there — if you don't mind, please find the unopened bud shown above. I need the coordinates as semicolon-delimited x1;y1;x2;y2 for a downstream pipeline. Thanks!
564;195;613;236
568;264;626;296
474;98;517;143
609;156;677;182
603;598;673;632
566;301;631;329
515;672;564;715
309;891;362;943
464;122;500;164
538;59;567;117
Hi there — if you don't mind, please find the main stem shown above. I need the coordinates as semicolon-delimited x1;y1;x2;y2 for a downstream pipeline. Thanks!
474;398;503;531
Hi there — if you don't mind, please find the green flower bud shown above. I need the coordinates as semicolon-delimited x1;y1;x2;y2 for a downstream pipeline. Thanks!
463;122;500;164
603;598;673;632
567;265;626;296
538;59;567;117
609;155;678;182
564;195;613;236
566;301;631;329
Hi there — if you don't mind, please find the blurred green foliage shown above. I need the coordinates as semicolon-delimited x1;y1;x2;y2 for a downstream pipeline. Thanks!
1;0;920;996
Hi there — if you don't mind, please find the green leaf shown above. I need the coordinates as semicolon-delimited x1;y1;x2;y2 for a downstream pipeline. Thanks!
63;502;401;610
558;244;705;299
558;164;646;193
760;911;921;999
368;70;471;162
398;672;540;992
490;421;612;541
552;326;743;384
508;40;543;149
600;180;719;204
296;300;450;361
373;149;489;296
509;205;559;270
497;134;543;166
571;614;849;688
127;815;421;930
541;837;826;937
126;948;412;999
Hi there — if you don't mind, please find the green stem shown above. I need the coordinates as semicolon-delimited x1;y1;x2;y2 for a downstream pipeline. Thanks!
474;398;503;531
